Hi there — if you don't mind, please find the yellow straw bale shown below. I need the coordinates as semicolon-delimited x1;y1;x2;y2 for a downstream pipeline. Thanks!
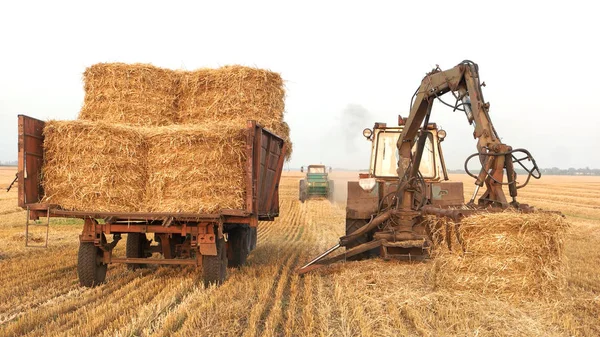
428;212;569;298
78;63;178;126
177;65;291;159
177;65;285;123
143;123;248;213
42;120;147;212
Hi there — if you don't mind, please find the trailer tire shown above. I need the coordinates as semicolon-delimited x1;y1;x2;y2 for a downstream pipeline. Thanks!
203;237;227;287
345;219;378;261
78;242;107;287
126;233;148;270
250;227;257;251
227;227;250;268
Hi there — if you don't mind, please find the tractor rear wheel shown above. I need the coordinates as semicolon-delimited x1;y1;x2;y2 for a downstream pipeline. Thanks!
328;180;335;203
227;226;250;268
345;219;378;261
126;233;148;270
77;242;107;287
203;237;227;287
299;179;307;203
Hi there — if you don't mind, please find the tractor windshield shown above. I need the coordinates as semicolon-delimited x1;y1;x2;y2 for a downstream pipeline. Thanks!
373;131;436;178
308;166;326;174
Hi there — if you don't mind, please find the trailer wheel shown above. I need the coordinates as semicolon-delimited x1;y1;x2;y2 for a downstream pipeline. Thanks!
227;227;250;268
203;237;227;287
78;242;107;287
126;233;148;270
345;219;378;261
250;227;257;251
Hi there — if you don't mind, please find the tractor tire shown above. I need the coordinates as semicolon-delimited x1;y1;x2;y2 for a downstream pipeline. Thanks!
299;179;307;203
328;180;335;203
227;226;250;268
77;242;107;287
203;237;227;287
250;227;257;251
345;219;378;261
126;233;148;270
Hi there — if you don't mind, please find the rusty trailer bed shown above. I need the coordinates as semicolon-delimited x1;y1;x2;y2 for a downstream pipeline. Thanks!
17;114;287;287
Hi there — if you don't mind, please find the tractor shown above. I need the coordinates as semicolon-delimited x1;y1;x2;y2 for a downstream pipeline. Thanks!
299;165;334;203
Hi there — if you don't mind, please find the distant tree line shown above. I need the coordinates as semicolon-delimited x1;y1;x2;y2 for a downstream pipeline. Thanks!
448;167;600;176
0;160;17;166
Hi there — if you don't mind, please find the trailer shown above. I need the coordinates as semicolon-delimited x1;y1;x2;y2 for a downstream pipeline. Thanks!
18;115;287;287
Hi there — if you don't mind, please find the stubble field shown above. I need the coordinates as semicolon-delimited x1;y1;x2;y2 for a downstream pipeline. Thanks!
0;166;598;336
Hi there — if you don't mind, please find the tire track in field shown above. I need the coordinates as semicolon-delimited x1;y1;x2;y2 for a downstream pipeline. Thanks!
23;267;179;337
0;251;78;323
117;272;197;337
158;198;302;337
0;267;154;336
254;212;303;335
244;198;307;337
0;246;76;283
55;267;185;337
249;201;306;337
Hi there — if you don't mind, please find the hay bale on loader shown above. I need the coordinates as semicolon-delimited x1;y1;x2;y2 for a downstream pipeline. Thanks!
428;212;569;298
79;63;179;126
42;120;147;212
143;123;248;213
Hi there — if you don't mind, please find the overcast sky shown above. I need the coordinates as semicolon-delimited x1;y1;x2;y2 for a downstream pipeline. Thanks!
1;0;598;170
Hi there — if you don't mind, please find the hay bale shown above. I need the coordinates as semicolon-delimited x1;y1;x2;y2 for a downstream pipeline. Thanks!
178;65;292;159
143;123;248;213
178;65;285;124
42;120;147;212
429;212;569;298
79;63;179;126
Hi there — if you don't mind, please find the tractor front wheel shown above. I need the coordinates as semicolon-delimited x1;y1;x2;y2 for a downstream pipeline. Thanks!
299;179;307;203
345;219;378;261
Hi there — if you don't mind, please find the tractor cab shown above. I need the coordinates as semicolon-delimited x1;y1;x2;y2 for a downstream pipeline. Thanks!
345;121;464;257
366;122;447;182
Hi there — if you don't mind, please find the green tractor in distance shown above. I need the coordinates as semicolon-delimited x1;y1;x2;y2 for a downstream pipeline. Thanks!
299;165;334;203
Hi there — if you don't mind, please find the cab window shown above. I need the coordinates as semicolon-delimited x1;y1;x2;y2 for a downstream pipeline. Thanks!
373;131;435;178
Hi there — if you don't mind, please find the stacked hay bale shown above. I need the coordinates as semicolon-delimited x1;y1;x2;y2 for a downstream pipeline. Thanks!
428;212;569;298
79;63;179;126
42;120;147;212
42;63;289;213
144;123;248;213
177;65;291;158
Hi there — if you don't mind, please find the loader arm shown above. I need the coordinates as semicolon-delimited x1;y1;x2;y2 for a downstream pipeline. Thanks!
397;60;537;208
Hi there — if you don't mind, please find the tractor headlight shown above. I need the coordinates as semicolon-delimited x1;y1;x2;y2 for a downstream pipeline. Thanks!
438;129;446;141
358;178;376;192
362;128;373;139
